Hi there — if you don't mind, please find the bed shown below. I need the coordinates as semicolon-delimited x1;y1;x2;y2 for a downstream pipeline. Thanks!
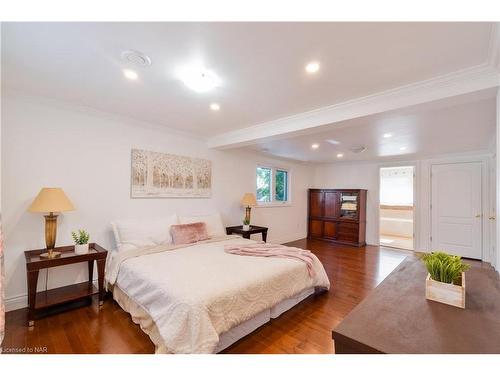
106;214;330;354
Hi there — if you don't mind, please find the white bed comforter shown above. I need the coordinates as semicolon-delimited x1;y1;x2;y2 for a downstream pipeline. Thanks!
106;236;330;353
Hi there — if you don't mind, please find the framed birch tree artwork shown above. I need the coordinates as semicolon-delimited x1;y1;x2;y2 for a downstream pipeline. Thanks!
131;149;212;198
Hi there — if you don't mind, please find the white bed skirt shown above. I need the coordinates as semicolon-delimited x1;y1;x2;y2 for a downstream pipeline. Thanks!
113;285;315;353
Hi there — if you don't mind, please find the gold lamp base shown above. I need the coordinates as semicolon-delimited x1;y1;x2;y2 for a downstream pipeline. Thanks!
39;250;61;258
39;213;61;258
245;206;252;223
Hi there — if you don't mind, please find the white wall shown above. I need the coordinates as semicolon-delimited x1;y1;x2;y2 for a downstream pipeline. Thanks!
313;154;494;260
1;93;313;311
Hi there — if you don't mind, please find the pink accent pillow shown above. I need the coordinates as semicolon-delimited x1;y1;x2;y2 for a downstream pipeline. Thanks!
170;222;209;245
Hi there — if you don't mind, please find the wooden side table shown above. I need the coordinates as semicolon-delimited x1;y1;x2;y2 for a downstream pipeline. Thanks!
226;225;268;242
24;243;108;326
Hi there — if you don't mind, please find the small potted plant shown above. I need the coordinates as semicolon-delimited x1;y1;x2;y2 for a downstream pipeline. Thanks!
72;229;90;255
421;251;470;308
242;218;251;231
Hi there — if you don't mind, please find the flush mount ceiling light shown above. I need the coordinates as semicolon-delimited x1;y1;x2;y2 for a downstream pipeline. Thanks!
400;146;407;151
121;50;152;66
210;103;220;111
383;133;393;138
337;153;344;158
326;139;340;145
305;61;320;74
311;143;320;149
177;64;221;93
123;69;138;80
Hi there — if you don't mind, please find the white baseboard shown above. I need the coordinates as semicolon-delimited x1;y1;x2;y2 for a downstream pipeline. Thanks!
5;294;28;312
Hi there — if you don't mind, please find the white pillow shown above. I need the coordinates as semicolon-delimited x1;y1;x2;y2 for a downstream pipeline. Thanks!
179;212;225;238
111;214;178;252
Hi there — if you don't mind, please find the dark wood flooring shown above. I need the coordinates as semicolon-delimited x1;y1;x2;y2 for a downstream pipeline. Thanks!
3;239;411;354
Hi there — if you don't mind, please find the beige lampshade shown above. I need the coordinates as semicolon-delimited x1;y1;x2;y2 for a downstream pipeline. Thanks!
28;188;75;213
240;193;257;207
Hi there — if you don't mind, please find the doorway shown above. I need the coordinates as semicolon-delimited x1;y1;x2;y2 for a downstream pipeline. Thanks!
379;166;415;250
431;162;482;259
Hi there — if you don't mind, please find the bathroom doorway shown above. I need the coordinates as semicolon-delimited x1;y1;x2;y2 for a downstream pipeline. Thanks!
379;166;415;250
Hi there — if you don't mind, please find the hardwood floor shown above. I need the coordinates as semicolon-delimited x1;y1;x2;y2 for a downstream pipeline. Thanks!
3;239;411;354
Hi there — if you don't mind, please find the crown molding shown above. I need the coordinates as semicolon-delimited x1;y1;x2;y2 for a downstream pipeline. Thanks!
2;88;208;142
208;63;500;149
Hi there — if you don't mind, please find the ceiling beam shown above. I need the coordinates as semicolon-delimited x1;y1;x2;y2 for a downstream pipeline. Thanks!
207;63;500;149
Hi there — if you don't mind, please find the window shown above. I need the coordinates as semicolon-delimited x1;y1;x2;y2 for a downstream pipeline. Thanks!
256;167;272;202
256;166;290;205
275;169;288;202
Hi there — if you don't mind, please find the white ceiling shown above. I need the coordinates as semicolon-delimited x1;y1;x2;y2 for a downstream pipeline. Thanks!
2;22;494;137
247;89;497;163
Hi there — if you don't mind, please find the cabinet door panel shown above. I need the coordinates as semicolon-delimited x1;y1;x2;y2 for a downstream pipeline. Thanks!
309;220;323;238
324;222;337;239
324;192;339;218
310;191;324;217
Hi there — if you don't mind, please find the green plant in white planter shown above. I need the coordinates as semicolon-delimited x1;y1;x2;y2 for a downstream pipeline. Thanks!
72;229;90;255
421;251;470;308
242;218;251;231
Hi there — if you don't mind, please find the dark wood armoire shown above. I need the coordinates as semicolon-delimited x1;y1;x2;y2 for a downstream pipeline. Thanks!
307;189;367;247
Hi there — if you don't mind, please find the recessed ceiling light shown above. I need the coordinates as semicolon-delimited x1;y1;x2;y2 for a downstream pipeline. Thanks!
123;69;138;80
305;62;320;74
383;133;393;138
400;146;407;151
337;153;344;158
177;64;221;93
311;143;320;149
210;103;220;111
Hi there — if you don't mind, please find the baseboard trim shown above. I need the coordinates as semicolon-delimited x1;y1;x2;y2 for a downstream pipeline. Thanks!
5;294;28;312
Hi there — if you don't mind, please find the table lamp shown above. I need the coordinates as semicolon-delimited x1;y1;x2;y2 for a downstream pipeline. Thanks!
28;188;75;258
240;193;257;224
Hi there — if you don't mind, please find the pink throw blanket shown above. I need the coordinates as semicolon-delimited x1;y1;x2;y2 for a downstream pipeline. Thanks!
224;243;316;278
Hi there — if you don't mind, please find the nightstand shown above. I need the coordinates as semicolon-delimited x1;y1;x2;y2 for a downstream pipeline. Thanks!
24;243;108;326
226;225;268;242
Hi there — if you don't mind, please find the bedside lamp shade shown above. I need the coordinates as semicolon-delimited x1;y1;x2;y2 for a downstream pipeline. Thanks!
28;188;75;258
28;188;75;213
240;193;257;207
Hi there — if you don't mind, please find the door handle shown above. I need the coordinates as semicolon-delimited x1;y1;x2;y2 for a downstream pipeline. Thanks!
475;214;481;218
489;216;496;220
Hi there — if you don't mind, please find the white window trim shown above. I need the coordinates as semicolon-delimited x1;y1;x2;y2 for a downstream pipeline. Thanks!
256;165;292;207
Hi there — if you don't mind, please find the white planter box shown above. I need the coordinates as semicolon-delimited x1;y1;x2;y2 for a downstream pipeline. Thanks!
74;243;89;255
425;272;465;309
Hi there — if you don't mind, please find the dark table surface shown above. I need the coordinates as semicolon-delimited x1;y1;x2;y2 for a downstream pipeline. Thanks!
332;256;500;354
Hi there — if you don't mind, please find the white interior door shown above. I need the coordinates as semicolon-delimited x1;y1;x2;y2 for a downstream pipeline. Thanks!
431;162;482;259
